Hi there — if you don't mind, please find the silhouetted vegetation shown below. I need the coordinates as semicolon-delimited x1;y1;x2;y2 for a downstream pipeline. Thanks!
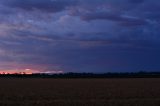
0;71;160;78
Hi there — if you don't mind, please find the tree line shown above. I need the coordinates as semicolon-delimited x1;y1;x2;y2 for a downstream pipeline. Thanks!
0;71;160;78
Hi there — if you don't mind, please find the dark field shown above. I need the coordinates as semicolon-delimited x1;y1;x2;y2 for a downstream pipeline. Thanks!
0;78;160;106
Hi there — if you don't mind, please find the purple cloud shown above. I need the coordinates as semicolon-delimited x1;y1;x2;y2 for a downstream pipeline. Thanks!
0;0;160;72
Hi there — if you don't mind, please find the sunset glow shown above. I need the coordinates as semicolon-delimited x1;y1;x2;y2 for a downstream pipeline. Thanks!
0;69;64;75
0;69;37;75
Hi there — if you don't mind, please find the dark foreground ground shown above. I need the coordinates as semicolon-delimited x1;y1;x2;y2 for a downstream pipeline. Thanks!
0;78;160;106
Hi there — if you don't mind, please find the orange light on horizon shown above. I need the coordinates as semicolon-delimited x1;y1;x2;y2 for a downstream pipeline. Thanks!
0;69;64;75
0;69;37;75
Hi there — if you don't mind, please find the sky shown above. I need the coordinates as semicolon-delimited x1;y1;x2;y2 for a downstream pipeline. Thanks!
0;0;160;73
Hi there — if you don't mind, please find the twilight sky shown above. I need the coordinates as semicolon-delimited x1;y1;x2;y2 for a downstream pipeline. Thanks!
0;0;160;73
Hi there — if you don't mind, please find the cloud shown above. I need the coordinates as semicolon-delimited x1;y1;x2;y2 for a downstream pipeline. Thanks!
81;12;148;26
129;0;145;4
0;0;160;72
2;0;77;13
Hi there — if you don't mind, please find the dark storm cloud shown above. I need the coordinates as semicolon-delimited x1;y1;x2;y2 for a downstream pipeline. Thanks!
0;0;160;72
2;0;77;13
129;0;145;4
81;12;148;26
